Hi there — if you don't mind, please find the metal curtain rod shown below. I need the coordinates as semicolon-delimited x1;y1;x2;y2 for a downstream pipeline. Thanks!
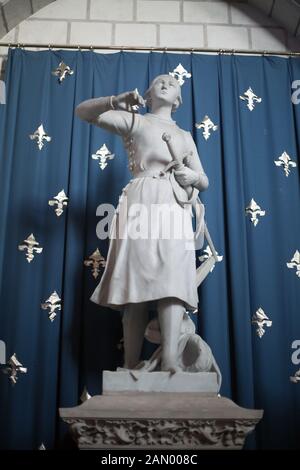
0;42;300;56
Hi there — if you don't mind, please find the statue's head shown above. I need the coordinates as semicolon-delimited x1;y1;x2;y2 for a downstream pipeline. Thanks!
144;74;182;113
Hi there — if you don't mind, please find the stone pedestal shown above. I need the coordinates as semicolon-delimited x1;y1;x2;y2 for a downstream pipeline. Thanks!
60;371;263;450
103;370;220;393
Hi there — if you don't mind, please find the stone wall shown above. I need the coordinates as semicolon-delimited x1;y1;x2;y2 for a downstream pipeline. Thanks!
0;0;300;79
1;0;300;50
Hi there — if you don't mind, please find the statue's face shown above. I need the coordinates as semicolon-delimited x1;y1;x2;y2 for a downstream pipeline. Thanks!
149;75;181;108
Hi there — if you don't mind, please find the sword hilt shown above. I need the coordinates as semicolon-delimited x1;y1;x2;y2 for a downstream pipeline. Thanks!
162;133;185;170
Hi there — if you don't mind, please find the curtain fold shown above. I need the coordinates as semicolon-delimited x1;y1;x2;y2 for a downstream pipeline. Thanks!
0;49;299;449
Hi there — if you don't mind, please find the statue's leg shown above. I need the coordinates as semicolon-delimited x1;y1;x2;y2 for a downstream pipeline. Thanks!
157;298;185;374
122;302;149;369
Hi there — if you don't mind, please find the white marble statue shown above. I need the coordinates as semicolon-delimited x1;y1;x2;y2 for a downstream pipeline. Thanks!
76;75;215;376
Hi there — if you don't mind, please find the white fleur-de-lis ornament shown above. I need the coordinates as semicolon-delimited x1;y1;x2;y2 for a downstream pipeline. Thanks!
92;144;115;170
274;151;297;177
52;61;74;83
252;308;272;338
41;291;62;322
245;199;265;226
240;87;262;111
48;190;69;216
29;124;52;150
287;250;300;278
84;248;106;279
1;353;27;385
195;116;218;140
169;63;191;86
198;245;223;272
18;233;43;262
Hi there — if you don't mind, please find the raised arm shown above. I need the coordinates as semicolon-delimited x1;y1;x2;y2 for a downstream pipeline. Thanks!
75;90;145;137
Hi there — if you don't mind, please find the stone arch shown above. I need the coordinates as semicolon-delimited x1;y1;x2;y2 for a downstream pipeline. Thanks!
0;0;55;37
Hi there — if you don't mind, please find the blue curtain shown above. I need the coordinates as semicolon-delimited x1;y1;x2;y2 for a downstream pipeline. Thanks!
0;48;299;450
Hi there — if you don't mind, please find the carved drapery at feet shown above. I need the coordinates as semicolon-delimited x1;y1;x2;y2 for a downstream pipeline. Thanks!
63;417;258;449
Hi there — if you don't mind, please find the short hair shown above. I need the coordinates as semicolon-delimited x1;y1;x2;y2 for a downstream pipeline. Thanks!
144;75;182;113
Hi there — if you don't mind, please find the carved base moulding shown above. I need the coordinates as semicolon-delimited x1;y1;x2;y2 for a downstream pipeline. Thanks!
60;392;263;450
